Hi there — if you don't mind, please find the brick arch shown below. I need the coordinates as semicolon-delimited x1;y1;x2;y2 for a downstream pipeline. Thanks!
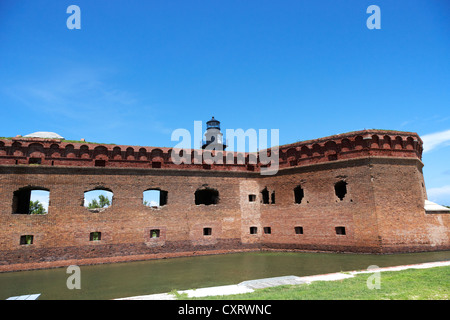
247;153;258;165
370;135;380;149
192;150;202;164
93;146;108;159
11;141;22;157
286;147;297;160
324;141;338;152
394;136;404;149
151;148;163;160
300;146;311;158
0;141;6;156
163;149;172;162
49;144;61;158
340;138;352;152
171;148;190;164
112;146;122;160
354;136;364;150
311;144;322;157
27;143;45;158
138;148;148;161
279;149;286;161
324;141;338;161
382;135;392;149
65;144;76;158
214;151;224;163
79;145;90;159
405;137;415;150
126;147;135;160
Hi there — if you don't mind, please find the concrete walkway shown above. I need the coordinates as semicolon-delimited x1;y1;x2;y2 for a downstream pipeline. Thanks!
116;260;450;300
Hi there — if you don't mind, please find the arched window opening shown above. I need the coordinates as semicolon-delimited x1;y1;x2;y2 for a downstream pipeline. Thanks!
334;181;347;201
261;187;275;204
195;188;219;205
84;188;113;212
143;189;168;207
294;185;304;204
12;187;49;215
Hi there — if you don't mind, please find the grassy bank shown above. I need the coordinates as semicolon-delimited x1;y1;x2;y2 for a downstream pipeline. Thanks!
185;266;449;300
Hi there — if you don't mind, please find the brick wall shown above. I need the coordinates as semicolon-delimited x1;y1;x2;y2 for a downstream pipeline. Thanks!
0;129;448;272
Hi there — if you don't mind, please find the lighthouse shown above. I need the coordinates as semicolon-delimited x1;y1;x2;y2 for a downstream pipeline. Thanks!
202;116;227;150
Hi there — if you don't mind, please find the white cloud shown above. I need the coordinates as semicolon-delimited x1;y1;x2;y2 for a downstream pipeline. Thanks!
3;65;173;138
421;129;450;153
427;185;450;206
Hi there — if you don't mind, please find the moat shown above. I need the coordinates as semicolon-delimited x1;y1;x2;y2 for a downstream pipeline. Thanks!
1;250;449;300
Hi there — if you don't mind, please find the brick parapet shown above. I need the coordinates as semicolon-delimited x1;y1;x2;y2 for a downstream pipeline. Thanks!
0;130;423;171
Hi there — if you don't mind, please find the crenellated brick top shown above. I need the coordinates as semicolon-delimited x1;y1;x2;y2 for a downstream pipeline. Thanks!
278;129;423;169
0;129;423;171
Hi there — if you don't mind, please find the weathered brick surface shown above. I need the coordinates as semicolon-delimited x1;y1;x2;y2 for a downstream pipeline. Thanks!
0;129;448;272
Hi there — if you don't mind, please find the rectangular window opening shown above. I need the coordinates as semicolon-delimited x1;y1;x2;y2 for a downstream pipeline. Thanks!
29;158;41;165
20;235;34;245
13;188;49;215
261;188;269;204
203;227;212;236
248;194;256;202
295;226;304;235
335;226;346;235
328;154;338;161
95;160;106;167
250;226;258;234
150;229;160;238
152;161;161;168
90;232;102;241
263;227;271;234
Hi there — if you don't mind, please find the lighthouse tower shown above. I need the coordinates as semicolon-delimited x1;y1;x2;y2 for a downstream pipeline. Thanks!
202;116;227;150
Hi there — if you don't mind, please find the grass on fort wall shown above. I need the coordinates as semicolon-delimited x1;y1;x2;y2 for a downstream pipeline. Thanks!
184;266;449;300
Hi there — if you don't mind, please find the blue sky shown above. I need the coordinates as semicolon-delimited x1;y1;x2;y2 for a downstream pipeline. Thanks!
1;1;449;205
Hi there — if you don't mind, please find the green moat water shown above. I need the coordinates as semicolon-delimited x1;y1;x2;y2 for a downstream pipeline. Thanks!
1;250;449;300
